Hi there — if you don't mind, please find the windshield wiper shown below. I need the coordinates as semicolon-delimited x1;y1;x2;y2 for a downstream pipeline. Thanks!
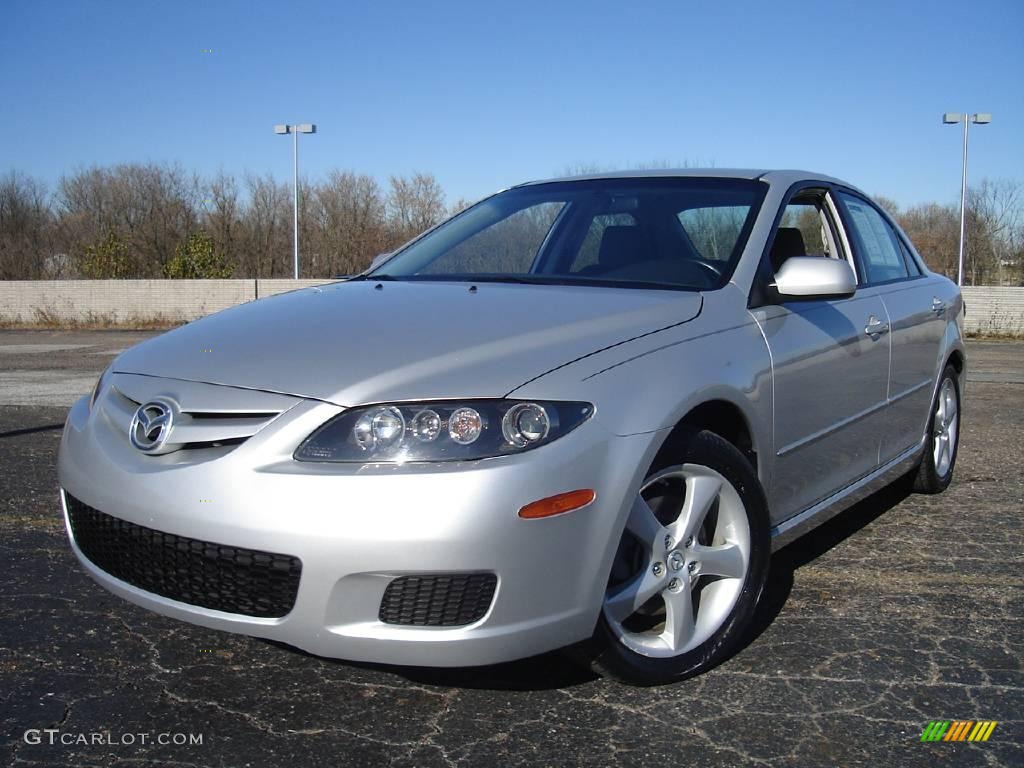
349;273;400;282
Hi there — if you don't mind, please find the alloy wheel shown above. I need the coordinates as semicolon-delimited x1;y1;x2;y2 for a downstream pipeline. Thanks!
603;464;751;658
932;377;959;478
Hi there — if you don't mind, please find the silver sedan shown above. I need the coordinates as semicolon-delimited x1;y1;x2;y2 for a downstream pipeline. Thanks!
58;169;965;684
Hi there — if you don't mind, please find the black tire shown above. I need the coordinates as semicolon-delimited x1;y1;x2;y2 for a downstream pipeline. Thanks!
912;364;961;494
588;429;770;685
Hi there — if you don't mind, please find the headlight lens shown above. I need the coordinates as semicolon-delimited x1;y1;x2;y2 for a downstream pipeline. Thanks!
294;400;592;463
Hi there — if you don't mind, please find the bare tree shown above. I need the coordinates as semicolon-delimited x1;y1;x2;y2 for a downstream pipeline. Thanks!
202;172;242;276
310;171;388;276
241;173;291;278
3;160;1020;285
968;178;1024;285
387;173;446;242
56;163;200;277
0;171;53;278
894;203;959;279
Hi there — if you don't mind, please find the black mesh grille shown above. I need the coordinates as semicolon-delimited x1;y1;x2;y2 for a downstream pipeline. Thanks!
379;573;497;626
65;493;301;618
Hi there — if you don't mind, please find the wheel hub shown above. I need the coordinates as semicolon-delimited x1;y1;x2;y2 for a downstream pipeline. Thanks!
667;550;685;572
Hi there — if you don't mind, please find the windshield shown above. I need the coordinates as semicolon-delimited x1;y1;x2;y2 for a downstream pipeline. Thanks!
369;177;767;291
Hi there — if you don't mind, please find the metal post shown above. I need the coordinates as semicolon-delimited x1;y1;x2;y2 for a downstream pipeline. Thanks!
957;114;969;287
292;127;300;280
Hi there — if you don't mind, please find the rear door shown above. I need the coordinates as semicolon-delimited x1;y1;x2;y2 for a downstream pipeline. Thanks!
751;187;891;522
835;191;946;462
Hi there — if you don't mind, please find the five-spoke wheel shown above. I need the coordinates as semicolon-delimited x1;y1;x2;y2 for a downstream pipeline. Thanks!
604;465;751;657
913;364;961;494
589;429;769;685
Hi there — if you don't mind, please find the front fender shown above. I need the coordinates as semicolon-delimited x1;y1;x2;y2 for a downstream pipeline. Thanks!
509;292;773;478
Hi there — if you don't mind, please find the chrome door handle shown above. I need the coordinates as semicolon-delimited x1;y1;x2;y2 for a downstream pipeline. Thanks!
865;316;889;336
932;297;946;314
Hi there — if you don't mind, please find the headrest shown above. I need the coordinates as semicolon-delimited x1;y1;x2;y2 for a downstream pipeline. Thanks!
770;227;807;272
598;226;647;271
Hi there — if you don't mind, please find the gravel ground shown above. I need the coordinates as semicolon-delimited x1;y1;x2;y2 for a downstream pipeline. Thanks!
0;331;1021;767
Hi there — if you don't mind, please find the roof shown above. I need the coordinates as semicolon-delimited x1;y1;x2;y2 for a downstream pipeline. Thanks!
518;168;855;189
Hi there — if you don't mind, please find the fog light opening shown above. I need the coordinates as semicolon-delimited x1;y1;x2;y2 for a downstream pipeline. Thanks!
518;489;596;519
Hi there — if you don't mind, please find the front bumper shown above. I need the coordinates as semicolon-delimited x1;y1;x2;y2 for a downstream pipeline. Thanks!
58;390;659;667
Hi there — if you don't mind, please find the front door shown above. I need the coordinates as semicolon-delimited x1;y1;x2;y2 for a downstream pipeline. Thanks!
752;188;891;522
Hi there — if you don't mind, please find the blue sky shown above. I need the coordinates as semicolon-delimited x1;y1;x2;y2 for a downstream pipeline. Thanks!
2;0;1021;208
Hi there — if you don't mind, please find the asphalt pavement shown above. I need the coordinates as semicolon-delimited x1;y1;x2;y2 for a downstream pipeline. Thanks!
1;331;1021;767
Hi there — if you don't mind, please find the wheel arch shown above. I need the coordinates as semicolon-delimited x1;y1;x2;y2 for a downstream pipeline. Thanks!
946;347;965;378
653;398;761;479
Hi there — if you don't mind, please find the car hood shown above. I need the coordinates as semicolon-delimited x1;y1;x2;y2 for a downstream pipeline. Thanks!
113;280;702;405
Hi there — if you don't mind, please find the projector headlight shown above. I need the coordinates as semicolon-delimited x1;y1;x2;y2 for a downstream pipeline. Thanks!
294;400;593;463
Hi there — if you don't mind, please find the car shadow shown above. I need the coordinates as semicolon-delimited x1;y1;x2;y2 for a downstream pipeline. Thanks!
261;638;600;691
0;423;64;439
737;478;913;656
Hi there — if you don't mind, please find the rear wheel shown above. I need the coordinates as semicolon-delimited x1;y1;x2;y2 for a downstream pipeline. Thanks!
591;429;769;685
912;364;961;494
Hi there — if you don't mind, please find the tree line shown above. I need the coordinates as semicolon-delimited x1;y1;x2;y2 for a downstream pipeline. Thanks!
0;163;1021;284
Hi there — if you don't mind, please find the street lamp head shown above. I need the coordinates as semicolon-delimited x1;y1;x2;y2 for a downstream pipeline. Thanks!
273;124;290;134
942;112;963;124
972;113;992;124
297;124;316;134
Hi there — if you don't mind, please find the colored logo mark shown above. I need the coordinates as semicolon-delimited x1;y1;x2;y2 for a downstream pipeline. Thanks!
921;720;997;742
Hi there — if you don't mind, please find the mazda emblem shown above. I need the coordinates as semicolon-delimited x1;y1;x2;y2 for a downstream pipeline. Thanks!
129;399;177;454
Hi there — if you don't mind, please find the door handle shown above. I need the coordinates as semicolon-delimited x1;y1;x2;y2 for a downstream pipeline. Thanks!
932;297;946;314
865;316;889;336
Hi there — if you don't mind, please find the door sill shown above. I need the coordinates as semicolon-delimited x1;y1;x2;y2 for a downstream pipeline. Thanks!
769;438;924;552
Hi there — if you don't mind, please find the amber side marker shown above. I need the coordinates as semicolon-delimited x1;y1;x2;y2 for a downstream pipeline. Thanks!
519;489;596;519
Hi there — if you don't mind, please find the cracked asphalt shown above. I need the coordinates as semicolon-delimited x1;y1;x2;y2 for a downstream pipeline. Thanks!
1;331;1021;767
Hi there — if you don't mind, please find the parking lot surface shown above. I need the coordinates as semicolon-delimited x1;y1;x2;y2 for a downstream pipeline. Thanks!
1;330;1021;767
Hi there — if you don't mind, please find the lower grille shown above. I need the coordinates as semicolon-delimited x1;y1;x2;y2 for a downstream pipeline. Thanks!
65;493;301;618
379;573;497;627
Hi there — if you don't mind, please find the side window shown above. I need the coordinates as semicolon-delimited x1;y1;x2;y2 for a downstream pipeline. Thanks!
767;192;843;274
838;192;911;284
421;202;564;274
570;213;637;273
897;237;923;276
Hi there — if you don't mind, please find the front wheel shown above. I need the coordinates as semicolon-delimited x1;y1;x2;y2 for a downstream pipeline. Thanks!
912;364;961;494
590;430;770;685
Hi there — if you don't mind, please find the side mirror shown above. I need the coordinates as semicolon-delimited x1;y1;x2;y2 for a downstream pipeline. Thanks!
369;252;392;270
774;257;856;300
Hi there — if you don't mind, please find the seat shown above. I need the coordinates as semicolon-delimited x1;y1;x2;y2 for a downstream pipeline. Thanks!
770;227;807;273
595;226;648;272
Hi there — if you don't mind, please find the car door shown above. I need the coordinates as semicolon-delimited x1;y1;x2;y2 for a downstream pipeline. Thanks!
750;187;891;522
835;191;947;462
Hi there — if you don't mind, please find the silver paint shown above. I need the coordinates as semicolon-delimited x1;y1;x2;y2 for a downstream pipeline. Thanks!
58;169;965;667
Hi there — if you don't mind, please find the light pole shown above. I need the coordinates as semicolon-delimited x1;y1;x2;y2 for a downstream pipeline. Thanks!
274;123;317;279
942;112;991;286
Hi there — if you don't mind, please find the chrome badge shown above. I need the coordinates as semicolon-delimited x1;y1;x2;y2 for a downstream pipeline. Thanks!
129;399;177;454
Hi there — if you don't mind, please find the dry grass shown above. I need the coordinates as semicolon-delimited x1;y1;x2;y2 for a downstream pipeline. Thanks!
966;330;1024;340
0;307;184;330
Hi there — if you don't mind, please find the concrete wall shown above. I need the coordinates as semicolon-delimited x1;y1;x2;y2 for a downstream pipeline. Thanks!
0;279;334;324
961;286;1024;336
1;280;1022;335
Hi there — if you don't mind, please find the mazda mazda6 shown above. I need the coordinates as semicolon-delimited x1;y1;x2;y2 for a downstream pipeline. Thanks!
58;170;965;684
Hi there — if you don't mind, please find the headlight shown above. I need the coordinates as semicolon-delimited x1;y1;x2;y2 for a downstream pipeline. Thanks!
294;400;593;463
89;364;115;409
